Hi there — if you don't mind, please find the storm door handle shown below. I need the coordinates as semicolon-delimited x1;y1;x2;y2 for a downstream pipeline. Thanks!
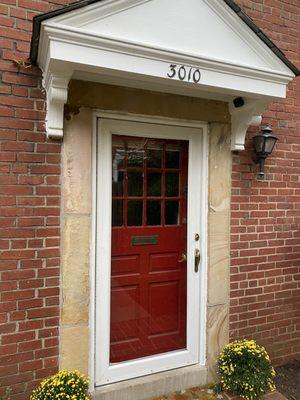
194;249;201;273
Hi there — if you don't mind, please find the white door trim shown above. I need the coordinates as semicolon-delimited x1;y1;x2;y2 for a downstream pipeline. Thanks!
92;111;208;387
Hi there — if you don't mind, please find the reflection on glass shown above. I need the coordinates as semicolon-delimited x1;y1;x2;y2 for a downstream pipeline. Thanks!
127;200;143;226
112;200;123;226
127;139;145;167
128;171;143;197
110;136;188;364
147;201;161;226
112;139;125;169
147;172;162;196
147;144;162;168
112;170;124;197
166;173;179;197
165;201;179;225
166;144;180;169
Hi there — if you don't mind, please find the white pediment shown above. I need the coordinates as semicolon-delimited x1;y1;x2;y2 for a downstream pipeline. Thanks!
36;0;296;145
48;0;292;75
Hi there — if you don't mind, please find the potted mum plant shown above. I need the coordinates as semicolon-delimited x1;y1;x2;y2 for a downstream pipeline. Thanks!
31;370;90;400
216;339;276;400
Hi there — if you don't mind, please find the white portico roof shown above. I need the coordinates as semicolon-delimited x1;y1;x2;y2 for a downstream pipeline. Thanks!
30;0;299;149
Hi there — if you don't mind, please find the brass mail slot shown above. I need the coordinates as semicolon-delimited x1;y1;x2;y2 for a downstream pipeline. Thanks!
131;235;159;246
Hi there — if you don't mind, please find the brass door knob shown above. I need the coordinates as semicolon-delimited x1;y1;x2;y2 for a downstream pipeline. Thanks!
178;253;187;263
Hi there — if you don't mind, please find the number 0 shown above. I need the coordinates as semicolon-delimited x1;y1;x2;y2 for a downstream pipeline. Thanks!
178;66;186;80
193;69;201;83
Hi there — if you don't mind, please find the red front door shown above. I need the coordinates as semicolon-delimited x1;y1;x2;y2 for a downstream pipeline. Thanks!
110;135;188;363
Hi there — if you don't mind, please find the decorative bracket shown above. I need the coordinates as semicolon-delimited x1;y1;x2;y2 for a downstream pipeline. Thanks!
44;74;70;140
229;99;270;151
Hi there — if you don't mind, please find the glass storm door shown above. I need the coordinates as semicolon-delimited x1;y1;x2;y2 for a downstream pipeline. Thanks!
95;117;205;386
110;135;188;363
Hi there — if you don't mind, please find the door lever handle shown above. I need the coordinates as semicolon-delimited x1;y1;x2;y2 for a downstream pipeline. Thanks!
194;249;200;273
178;253;187;263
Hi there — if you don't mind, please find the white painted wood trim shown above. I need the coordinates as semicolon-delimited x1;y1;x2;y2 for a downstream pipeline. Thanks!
42;24;293;81
93;110;209;129
199;125;209;366
92;112;208;386
42;0;294;78
36;0;295;143
45;74;70;140
40;27;290;147
229;98;269;150
52;0;153;27
89;113;98;392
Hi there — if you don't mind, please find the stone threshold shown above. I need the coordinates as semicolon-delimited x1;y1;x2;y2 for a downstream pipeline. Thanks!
93;365;207;400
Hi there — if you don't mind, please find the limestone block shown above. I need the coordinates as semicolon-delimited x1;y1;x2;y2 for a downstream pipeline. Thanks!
60;325;89;375
62;214;90;324
206;304;229;381
208;123;231;212
63;108;92;214
207;123;231;305
208;211;230;305
206;123;231;380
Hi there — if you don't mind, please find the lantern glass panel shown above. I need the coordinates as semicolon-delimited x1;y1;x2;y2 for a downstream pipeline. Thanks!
253;135;264;154
264;136;277;154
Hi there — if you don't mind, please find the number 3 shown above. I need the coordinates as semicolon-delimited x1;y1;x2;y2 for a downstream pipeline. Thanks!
167;64;177;78
167;64;201;84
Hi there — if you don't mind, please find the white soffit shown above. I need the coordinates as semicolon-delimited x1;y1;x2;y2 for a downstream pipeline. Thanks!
37;0;296;148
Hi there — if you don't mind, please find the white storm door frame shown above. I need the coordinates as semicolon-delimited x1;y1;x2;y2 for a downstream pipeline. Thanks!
94;114;208;386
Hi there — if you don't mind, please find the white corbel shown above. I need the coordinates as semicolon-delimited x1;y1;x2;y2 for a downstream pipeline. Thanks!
229;99;270;151
44;74;70;140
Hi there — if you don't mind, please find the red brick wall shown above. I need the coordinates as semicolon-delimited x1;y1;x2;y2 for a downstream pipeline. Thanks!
0;0;72;399
0;0;299;399
231;0;300;366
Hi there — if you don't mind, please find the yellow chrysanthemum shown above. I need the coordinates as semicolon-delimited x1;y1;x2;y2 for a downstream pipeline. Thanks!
216;339;276;400
30;370;90;400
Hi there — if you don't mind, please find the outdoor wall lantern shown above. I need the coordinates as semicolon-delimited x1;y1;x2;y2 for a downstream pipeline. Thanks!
253;126;278;177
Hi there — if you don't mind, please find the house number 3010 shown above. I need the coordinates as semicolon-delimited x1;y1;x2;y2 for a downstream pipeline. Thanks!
167;64;201;83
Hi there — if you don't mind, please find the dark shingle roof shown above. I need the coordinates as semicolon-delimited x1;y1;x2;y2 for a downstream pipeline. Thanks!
30;0;300;76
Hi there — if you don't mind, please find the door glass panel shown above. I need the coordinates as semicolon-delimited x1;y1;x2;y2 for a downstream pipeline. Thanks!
112;200;123;227
127;200;143;226
165;172;179;197
147;172;162;196
165;201;179;225
165;144;180;169
112;170;124;197
147;200;161;226
128;171;143;197
111;134;188;364
147;143;162;168
127;139;145;167
112;138;125;169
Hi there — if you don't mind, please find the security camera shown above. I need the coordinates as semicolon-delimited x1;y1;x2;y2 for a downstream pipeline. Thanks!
233;97;245;108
